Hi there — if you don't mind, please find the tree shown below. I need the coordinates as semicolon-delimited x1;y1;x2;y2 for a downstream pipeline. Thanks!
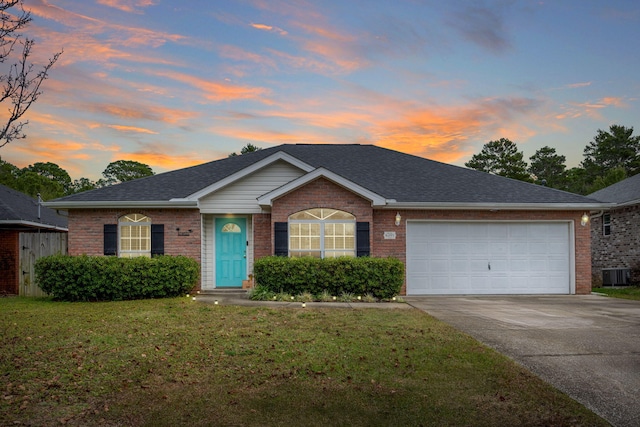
23;161;72;194
581;125;640;180
229;143;262;157
0;155;19;187
588;167;627;194
70;177;97;194
0;0;62;148
101;160;154;185
563;167;590;195
14;170;63;200
528;146;567;188
465;138;531;181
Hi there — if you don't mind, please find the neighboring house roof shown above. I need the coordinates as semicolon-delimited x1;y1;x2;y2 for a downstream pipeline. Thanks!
45;144;606;210
0;184;68;231
588;173;640;206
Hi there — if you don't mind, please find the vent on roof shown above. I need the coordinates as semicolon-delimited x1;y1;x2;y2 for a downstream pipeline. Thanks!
602;268;631;286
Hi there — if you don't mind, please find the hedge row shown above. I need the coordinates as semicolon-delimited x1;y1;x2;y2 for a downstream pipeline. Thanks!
253;256;404;299
35;255;199;301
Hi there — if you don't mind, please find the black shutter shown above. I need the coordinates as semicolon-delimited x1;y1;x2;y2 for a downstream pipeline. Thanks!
151;224;164;256
356;222;370;257
104;224;117;256
274;222;288;256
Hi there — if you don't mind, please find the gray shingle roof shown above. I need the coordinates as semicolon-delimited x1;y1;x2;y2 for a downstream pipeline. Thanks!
588;173;640;204
0;184;68;229
51;144;602;206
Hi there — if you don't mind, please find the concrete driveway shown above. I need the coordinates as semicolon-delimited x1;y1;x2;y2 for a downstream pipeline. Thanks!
405;295;640;427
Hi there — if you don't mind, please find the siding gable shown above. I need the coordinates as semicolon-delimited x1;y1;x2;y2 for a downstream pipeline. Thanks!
199;160;306;213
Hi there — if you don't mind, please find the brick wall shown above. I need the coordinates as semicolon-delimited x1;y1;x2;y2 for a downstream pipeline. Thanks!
270;177;373;254
0;230;19;294
253;213;272;260
372;209;592;295
68;208;201;262
265;180;591;295
591;205;640;284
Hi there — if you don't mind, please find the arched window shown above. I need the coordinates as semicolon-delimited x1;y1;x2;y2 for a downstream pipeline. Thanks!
119;213;151;258
289;208;355;258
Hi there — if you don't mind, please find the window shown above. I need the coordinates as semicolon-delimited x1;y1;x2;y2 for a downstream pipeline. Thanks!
289;208;355;258
603;213;611;236
119;213;151;258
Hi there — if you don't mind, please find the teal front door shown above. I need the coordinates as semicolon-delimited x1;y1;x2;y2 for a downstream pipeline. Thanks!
215;217;247;288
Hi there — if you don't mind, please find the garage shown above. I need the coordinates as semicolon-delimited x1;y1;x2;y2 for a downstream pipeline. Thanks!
406;222;572;295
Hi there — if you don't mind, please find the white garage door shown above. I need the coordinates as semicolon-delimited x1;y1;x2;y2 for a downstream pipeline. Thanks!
406;222;571;295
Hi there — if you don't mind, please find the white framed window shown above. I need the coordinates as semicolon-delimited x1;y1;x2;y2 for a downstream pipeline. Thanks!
289;208;355;258
603;213;611;236
119;213;151;258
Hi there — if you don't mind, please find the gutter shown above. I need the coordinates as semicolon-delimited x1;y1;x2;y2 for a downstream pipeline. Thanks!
384;202;614;211
42;200;199;209
0;220;68;231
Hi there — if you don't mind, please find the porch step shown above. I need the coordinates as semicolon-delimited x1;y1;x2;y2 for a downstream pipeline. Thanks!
198;289;248;298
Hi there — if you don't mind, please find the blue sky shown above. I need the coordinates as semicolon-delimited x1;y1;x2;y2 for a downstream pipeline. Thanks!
1;0;638;181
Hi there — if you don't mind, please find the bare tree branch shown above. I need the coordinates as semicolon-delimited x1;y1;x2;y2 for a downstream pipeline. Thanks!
0;0;62;148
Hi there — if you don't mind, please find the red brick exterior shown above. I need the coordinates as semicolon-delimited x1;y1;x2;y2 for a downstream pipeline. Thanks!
252;213;272;260
0;230;19;295
271;177;373;254
68;208;202;287
66;180;592;296
265;179;591;295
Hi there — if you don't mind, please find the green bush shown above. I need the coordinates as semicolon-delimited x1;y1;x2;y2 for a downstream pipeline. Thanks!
35;255;199;301
253;256;403;299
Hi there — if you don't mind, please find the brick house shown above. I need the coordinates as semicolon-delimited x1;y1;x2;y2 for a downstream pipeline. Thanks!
588;173;640;285
0;184;68;295
45;144;607;295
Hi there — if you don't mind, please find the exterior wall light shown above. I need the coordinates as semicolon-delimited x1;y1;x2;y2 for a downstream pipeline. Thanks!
395;212;401;226
581;212;590;226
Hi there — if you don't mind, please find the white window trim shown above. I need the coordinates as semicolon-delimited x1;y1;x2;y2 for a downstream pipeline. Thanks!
603;213;611;236
289;209;356;258
119;214;152;258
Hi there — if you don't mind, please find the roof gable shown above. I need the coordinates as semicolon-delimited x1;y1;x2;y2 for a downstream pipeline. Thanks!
257;167;388;207
182;151;314;201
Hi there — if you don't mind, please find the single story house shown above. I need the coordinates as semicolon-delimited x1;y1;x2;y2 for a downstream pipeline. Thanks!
44;144;607;295
588;173;640;285
0;184;68;295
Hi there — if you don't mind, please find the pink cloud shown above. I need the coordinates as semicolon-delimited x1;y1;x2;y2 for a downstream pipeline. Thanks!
250;23;288;36
147;69;271;103
97;0;157;14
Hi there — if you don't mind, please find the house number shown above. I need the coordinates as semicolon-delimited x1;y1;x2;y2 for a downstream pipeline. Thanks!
383;231;396;239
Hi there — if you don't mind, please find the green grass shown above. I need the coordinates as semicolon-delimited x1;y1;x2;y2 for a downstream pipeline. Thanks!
593;286;640;300
1;297;607;427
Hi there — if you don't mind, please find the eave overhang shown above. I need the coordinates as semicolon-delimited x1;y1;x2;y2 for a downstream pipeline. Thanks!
0;220;68;231
41;200;198;210
384;201;615;211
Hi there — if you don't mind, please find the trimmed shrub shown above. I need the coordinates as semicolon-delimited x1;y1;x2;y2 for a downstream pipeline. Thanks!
35;255;199;301
253;256;403;299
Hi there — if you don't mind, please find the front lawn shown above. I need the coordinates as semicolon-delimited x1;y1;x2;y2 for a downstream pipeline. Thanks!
1;297;607;426
593;286;640;300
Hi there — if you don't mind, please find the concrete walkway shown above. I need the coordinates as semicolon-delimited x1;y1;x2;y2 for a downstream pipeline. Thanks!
194;291;410;309
404;295;640;427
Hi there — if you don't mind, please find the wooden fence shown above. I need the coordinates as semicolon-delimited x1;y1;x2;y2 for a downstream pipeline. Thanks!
19;232;68;297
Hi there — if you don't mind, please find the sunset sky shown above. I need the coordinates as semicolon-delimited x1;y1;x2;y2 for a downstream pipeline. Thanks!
1;0;638;181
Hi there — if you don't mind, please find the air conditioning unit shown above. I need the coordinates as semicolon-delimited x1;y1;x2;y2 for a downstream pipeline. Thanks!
602;268;631;286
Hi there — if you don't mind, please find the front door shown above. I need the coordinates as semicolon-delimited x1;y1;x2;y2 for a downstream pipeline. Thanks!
215;217;247;288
